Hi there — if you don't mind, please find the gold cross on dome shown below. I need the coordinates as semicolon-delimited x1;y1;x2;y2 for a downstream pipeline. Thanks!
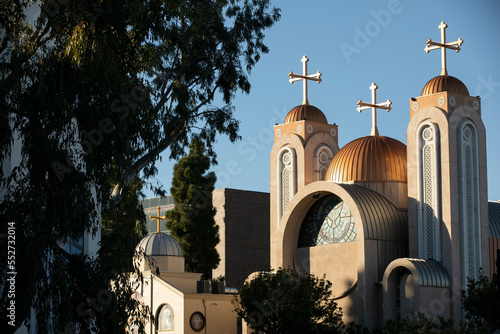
357;83;392;136
149;207;168;233
425;21;463;76
288;55;322;105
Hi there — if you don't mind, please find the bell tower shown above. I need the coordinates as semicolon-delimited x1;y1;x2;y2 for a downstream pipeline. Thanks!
270;56;339;253
406;21;489;322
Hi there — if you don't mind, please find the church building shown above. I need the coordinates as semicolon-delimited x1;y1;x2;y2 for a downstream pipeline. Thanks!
132;21;500;332
131;208;239;334
269;21;499;328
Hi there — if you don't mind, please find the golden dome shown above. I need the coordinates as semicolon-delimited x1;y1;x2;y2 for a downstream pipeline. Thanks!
284;104;328;124
325;135;407;183
421;75;469;96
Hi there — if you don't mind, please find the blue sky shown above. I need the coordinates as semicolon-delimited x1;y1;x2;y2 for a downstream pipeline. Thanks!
144;0;500;201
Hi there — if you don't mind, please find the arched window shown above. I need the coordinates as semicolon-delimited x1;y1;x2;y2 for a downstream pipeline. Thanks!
278;147;296;220
298;194;356;247
416;122;441;261
156;304;174;331
458;120;481;284
314;145;333;181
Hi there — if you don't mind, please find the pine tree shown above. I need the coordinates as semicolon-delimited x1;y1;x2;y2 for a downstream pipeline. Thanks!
167;138;220;279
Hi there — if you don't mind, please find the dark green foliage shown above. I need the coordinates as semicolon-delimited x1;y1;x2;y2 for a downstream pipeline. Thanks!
101;173;147;274
462;272;500;333
166;137;220;279
235;268;344;334
345;313;455;334
0;0;279;332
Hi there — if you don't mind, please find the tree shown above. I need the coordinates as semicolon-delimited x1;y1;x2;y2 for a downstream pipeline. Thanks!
235;268;344;334
101;172;147;274
462;272;500;333
0;0;280;332
166;137;219;279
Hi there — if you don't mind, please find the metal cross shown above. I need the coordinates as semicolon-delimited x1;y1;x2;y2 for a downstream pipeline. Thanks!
288;55;322;105
357;83;392;136
425;21;463;76
149;206;168;233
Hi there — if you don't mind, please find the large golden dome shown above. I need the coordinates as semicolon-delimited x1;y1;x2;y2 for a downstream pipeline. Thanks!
325;135;407;183
284;104;328;124
421;75;469;96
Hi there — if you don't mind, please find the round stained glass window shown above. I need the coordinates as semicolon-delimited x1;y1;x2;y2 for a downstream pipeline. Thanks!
298;194;356;247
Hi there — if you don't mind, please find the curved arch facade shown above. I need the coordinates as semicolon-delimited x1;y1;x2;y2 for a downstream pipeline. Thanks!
272;181;407;327
383;258;451;323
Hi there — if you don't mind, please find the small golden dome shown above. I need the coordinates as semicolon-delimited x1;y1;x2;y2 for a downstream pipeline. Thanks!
284;104;328;124
421;75;469;96
326;135;407;183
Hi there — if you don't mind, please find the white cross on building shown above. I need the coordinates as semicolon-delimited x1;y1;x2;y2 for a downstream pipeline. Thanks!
425;21;463;76
357;83;392;136
288;55;322;105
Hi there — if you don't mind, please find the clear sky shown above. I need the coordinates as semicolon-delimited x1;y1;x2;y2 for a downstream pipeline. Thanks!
143;0;500;202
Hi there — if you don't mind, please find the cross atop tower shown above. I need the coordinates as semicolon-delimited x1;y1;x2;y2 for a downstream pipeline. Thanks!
288;55;322;105
149;206;168;233
357;83;392;136
425;21;463;76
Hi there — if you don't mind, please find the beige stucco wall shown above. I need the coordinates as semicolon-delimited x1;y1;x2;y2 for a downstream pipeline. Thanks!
134;272;237;334
296;242;358;321
139;275;185;334
270;120;339;255
407;92;489;327
157;272;201;294
139;255;185;273
184;294;238;334
272;181;393;328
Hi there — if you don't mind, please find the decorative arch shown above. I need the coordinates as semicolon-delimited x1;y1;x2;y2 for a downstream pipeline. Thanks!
383;258;450;323
277;146;297;220
314;145;334;181
273;181;408;328
458;119;481;283
156;303;174;331
297;193;356;247
416;121;442;261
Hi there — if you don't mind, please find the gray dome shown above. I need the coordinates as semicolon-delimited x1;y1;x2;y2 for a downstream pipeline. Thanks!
136;232;183;257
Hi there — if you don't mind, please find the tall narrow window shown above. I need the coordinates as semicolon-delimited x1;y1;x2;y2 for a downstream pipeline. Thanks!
417;122;441;261
314;145;333;181
278;147;296;220
459;121;481;284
